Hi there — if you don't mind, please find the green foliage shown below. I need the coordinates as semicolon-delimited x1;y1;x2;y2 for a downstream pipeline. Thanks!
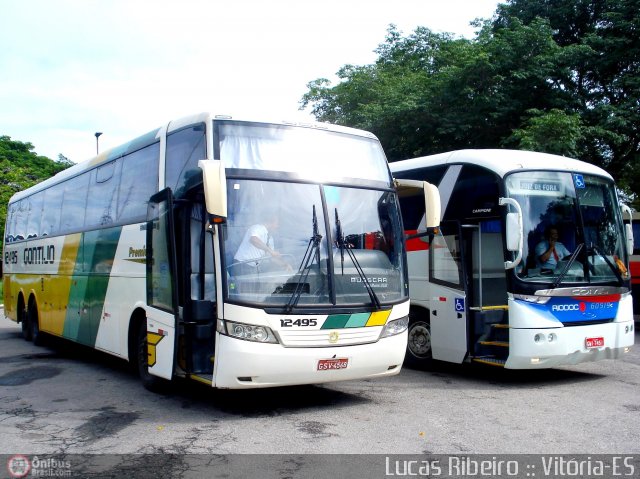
508;109;583;156
0;136;71;249
301;0;640;207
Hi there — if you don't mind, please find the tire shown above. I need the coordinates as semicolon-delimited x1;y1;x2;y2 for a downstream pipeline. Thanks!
136;319;169;392
19;299;31;341
28;300;45;347
405;311;433;368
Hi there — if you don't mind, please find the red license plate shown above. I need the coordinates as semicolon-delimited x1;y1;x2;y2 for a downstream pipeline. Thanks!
585;337;605;348
317;358;349;371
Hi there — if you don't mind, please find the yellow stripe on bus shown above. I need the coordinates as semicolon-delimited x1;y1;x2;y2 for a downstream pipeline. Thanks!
366;310;391;326
46;234;82;336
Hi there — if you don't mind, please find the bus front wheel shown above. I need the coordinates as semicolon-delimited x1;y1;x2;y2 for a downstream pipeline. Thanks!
405;312;433;368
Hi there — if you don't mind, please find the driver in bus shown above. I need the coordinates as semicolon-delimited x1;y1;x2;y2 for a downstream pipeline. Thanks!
233;214;292;275
535;226;571;271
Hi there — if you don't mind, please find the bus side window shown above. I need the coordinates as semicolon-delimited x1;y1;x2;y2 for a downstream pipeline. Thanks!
166;124;206;199
117;143;160;223
25;192;44;240
85;159;121;228
60;172;91;233
41;183;63;237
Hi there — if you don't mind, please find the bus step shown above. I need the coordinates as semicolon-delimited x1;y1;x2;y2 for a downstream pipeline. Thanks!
479;341;509;348
472;357;506;367
188;373;213;386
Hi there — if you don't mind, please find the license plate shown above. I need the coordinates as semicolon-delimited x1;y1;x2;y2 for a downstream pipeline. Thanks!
585;337;605;348
317;358;349;371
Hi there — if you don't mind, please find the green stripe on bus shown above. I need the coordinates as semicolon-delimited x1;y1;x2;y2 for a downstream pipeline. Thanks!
322;313;377;329
63;227;122;346
345;312;370;328
322;314;350;329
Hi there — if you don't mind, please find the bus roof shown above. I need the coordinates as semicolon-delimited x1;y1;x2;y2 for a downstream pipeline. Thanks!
390;149;613;181
9;113;380;204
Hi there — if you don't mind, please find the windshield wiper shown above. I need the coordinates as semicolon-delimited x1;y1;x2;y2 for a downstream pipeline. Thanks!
590;244;624;283
284;205;323;312
335;208;381;309
552;243;583;288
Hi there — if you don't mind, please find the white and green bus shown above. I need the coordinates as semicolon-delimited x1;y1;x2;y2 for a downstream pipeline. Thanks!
3;113;439;389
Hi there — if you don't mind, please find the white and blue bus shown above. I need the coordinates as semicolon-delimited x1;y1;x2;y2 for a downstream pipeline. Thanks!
3;113;439;389
391;149;634;368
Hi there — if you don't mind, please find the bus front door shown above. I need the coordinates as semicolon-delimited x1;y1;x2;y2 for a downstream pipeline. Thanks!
429;221;468;363
145;189;179;380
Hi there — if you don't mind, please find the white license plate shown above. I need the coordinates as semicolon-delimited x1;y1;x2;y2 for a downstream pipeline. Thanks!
317;358;349;371
585;337;605;349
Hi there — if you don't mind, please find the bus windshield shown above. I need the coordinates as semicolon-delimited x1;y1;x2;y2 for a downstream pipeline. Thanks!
217;121;391;184
506;171;627;285
223;179;406;307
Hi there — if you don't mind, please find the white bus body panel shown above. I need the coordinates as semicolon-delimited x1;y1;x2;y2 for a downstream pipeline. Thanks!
212;301;410;388
506;295;634;369
95;224;146;356
213;331;407;389
428;284;467;364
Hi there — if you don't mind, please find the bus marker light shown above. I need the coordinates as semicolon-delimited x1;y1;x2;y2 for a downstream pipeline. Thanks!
531;358;540;364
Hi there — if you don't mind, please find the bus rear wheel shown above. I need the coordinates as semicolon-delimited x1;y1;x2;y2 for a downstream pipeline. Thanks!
19;299;31;341
28;300;44;346
405;313;433;368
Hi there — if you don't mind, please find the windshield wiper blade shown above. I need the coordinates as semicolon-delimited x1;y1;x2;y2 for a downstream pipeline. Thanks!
284;205;322;312
591;244;624;283
552;243;583;289
334;208;381;309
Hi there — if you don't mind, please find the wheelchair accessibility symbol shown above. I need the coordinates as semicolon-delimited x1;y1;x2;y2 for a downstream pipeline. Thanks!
574;174;585;189
455;298;465;312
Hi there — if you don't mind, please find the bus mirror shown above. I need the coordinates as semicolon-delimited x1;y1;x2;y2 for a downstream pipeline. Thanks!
199;160;227;222
505;213;521;251
423;181;441;230
625;224;634;255
621;204;634;255
394;178;441;236
499;197;523;269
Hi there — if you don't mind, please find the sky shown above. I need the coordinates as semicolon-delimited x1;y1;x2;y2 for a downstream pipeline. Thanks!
0;0;500;164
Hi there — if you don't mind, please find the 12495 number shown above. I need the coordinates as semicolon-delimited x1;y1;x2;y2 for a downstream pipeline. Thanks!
280;319;318;327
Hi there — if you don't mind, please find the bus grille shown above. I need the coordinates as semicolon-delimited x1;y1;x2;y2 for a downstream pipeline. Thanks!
561;318;615;327
277;327;383;347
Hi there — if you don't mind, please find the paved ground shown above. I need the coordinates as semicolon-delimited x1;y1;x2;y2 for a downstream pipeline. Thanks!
1;311;639;457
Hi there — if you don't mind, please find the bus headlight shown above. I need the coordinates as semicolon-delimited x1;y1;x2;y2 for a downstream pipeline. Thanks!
380;316;409;338
222;320;279;344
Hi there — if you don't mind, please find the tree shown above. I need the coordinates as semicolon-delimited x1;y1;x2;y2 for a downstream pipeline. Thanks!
0;136;71;246
494;0;640;204
301;0;639;206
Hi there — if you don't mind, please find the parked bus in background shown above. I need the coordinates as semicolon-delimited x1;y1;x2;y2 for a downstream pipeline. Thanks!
391;149;634;369
3;113;440;390
624;210;639;321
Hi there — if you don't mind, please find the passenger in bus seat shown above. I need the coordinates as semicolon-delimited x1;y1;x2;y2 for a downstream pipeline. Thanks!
535;226;571;272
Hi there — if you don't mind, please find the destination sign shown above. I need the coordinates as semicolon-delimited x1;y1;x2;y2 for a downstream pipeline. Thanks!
518;181;561;192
